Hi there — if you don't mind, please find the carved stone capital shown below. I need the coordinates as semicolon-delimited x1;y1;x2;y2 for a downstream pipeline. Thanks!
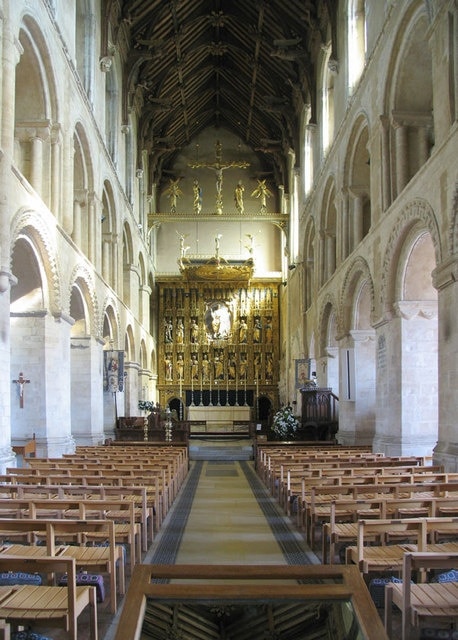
393;300;437;320
328;58;339;75
349;329;376;343
0;269;17;293
432;256;458;291
100;56;113;72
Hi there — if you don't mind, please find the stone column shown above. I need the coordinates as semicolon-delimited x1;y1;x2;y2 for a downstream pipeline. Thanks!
61;129;74;234
124;362;140;417
373;317;403;455
349;329;376;445
340;188;349;260
325;232;336;280
393;120;409;195
87;193;97;265
28;126;50;197
149;182;158;214
72;199;83;249
88;192;102;271
10;310;76;457
379;116;391;211
334;338;356;445
318;230;326;288
417;125;430;166
373;302;438;458
43;312;76;456
278;185;285;215
70;335;105;446
140;284;152;329
0;21;22;471
50;124;62;218
432;257;458;470
316;348;338;399
112;234;119;293
102;238;111;283
349;188;363;250
304;123;316;194
73;189;88;256
136;169;144;231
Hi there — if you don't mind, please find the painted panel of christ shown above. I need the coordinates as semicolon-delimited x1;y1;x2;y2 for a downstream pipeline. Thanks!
204;301;232;340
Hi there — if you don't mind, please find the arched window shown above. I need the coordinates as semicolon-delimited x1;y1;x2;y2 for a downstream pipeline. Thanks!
75;0;96;102
348;0;366;93
105;63;118;162
321;46;336;155
303;105;314;195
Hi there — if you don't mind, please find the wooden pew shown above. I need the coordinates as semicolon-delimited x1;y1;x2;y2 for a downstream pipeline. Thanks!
0;479;155;546
0;518;122;613
322;497;438;564
1;471;167;532
0;554;98;640
0;497;140;568
322;498;388;564
423;516;458;549
303;484;406;544
385;552;458;640
345;518;426;575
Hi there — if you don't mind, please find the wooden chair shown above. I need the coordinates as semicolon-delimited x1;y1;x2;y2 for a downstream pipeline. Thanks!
0;554;98;640
385;552;458;640
345;518;426;575
322;498;387;564
0;518;123;613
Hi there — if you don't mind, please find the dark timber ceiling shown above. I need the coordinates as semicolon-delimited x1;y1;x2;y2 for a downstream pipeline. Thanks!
104;1;337;189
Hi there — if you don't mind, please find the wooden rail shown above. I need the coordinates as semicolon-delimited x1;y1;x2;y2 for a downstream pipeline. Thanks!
113;564;388;640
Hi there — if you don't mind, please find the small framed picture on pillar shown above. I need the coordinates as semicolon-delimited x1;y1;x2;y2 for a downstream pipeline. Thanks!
104;350;125;392
295;359;309;389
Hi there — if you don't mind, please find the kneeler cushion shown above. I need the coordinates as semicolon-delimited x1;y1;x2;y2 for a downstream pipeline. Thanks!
12;633;53;640
58;571;105;602
0;571;42;586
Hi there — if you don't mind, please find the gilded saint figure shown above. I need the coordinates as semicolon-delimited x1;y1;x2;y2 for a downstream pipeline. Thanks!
234;181;245;214
165;178;183;213
193;179;202;214
251;179;272;213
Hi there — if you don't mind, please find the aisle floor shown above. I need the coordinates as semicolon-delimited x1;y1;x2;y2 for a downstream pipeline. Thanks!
146;460;319;567
102;459;319;639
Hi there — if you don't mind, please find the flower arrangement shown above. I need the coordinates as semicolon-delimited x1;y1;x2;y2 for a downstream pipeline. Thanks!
138;400;155;413
271;406;300;440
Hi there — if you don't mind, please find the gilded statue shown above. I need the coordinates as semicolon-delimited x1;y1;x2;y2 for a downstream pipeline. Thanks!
234;180;245;214
201;353;210;381
251;179;272;213
190;318;199;343
239;317;248;343
193;179;202;214
165;178;183;213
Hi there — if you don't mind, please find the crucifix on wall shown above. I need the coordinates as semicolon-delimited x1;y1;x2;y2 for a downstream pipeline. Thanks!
12;372;30;408
188;140;250;215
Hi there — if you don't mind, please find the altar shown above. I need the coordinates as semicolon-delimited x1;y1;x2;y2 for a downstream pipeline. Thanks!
187;406;252;432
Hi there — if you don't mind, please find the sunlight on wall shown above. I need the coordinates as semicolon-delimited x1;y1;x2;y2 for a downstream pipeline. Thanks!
348;0;366;93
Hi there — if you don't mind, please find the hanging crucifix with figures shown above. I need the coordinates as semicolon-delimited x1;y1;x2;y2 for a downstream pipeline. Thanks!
189;140;250;215
12;372;30;408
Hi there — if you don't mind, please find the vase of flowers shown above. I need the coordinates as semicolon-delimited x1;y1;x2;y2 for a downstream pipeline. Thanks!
271;406;300;440
138;400;155;413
